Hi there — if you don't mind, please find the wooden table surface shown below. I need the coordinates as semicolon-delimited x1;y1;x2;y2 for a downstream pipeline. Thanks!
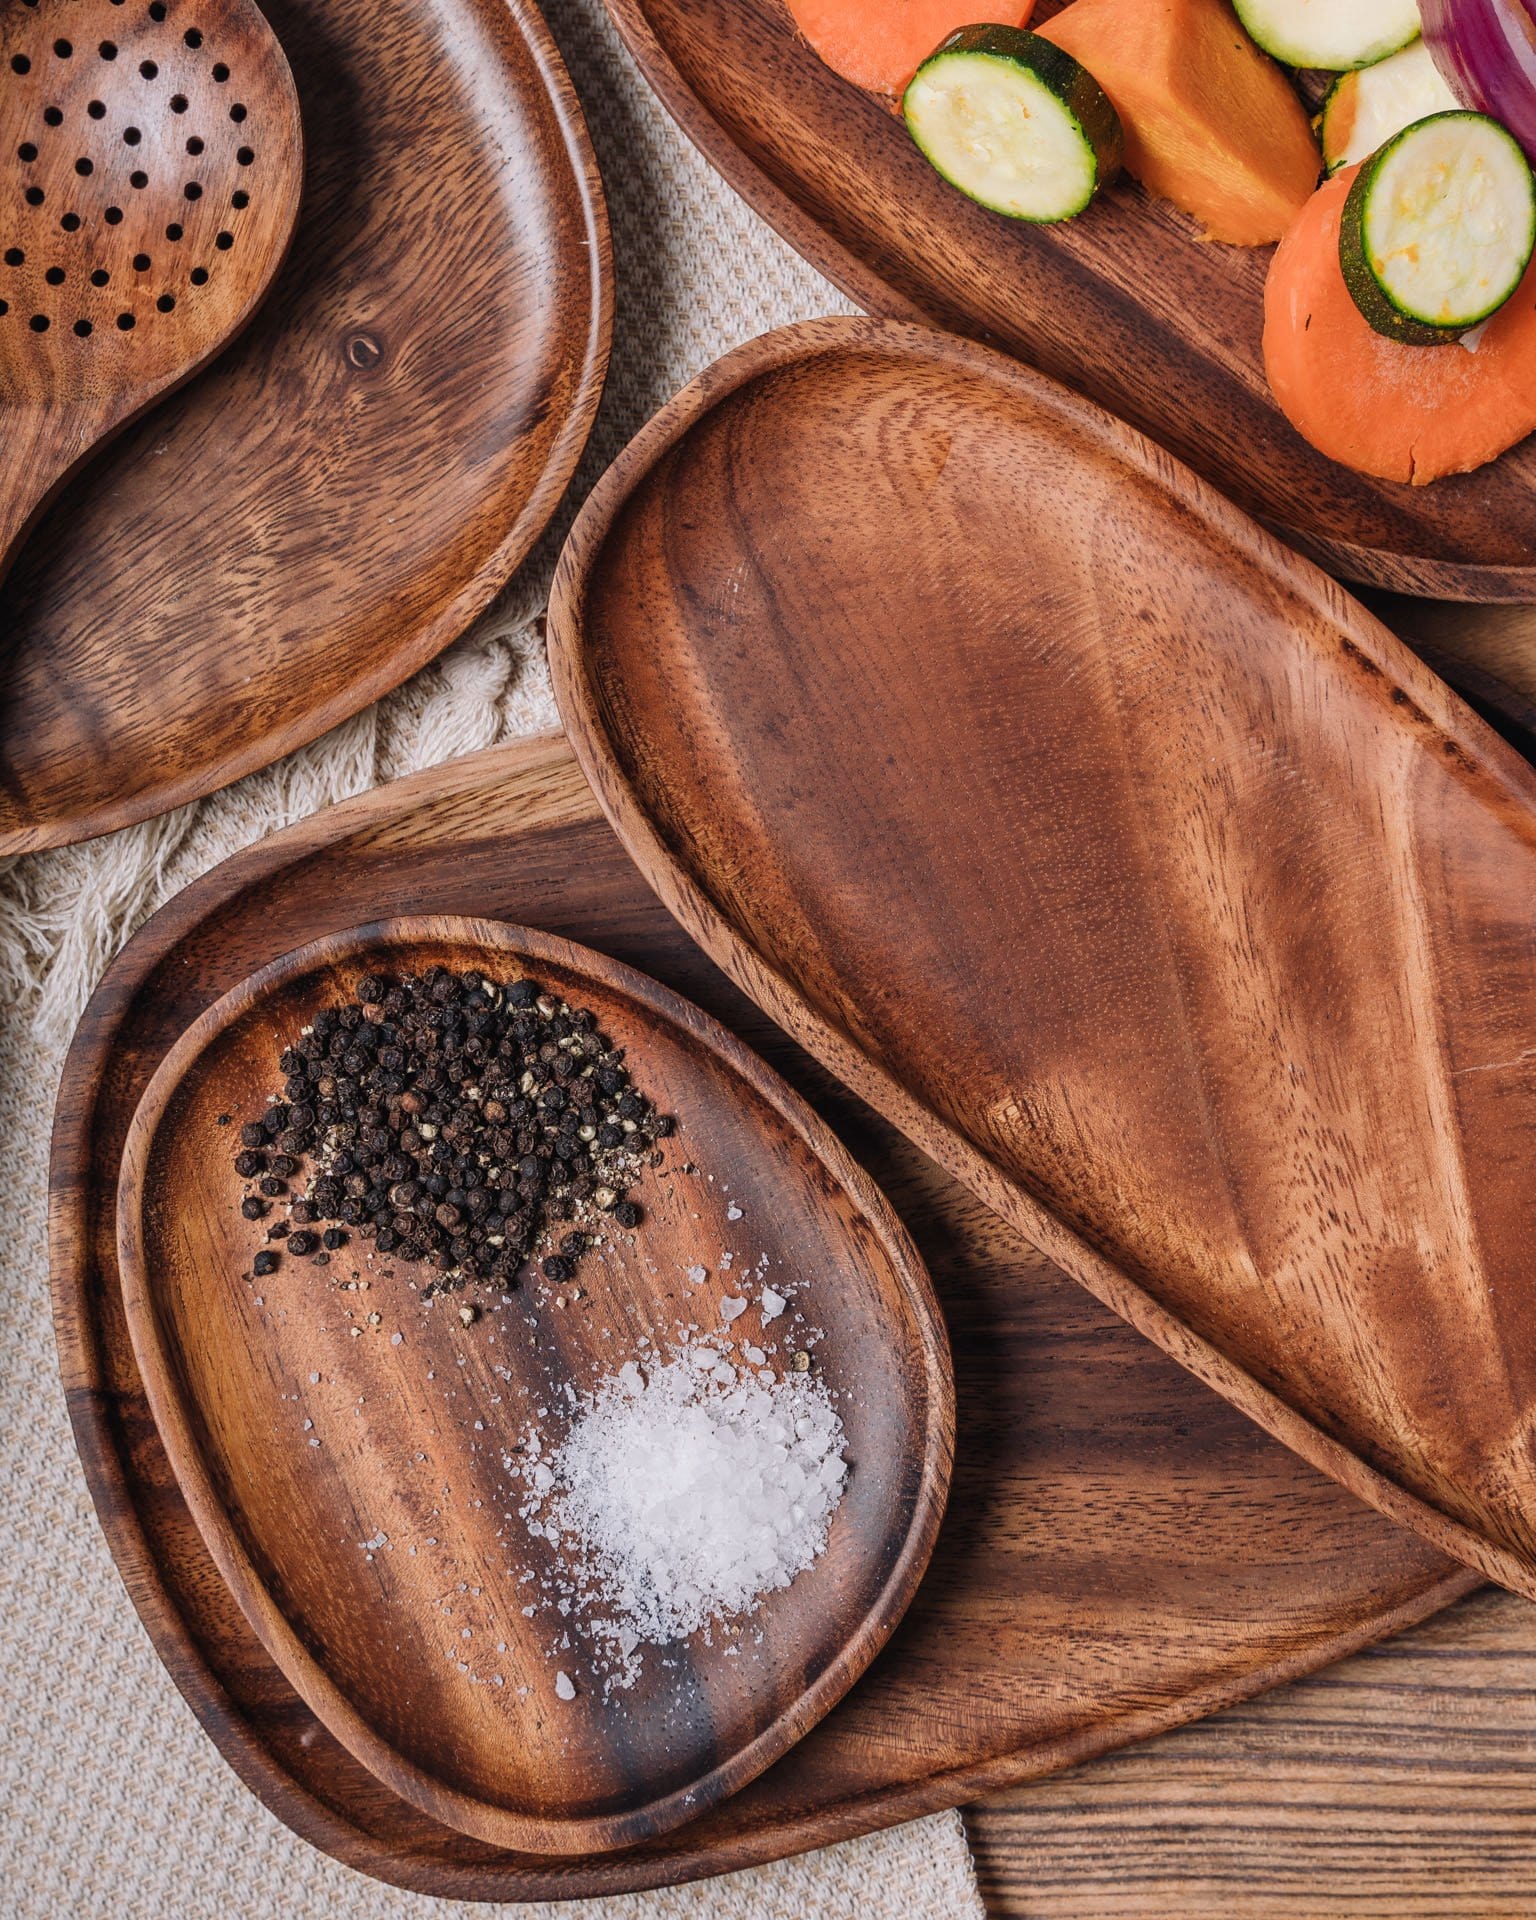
964;1586;1536;1917
965;599;1536;1919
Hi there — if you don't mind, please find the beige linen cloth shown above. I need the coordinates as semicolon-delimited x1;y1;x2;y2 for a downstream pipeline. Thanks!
0;3;986;1916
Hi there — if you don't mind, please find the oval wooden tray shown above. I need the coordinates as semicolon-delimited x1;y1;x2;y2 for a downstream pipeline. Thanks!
50;733;1474;1901
549;316;1536;1609
0;0;609;856
603;0;1536;600
116;915;952;1854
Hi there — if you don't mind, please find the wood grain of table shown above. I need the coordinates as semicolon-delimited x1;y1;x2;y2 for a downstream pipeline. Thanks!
966;1585;1536;1918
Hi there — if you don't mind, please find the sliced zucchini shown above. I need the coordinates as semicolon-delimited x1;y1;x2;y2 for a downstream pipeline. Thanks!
1320;41;1460;175
902;26;1123;223
1233;0;1421;71
1340;111;1536;344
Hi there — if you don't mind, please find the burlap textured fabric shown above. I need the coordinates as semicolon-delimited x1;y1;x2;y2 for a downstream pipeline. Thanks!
0;2;987;1915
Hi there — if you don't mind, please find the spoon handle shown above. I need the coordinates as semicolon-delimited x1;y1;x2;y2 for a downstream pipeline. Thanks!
0;405;93;591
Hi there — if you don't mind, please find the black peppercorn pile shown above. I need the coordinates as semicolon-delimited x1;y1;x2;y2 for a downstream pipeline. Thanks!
234;966;672;1290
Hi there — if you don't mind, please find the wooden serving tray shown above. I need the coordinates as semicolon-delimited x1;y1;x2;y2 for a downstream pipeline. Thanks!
0;0;609;855
603;0;1536;599
551;317;1536;1604
50;733;1474;1901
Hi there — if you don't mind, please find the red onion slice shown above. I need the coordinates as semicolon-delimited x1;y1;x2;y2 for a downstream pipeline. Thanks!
1421;0;1536;159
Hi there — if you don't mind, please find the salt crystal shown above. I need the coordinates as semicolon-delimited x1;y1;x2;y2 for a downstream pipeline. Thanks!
726;1204;744;1221
555;1671;576;1701
719;1296;748;1323
519;1343;848;1688
686;1265;708;1286
760;1288;786;1321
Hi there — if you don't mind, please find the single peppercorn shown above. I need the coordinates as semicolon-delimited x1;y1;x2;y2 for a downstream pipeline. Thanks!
253;1250;278;1276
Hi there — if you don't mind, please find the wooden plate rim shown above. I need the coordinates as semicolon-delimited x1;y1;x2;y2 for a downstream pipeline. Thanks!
113;909;955;1857
4;0;612;858
599;0;1536;603
547;313;1536;1605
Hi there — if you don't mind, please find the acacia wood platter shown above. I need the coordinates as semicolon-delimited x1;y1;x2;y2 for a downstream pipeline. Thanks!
51;733;1480;1900
114;913;952;1854
603;0;1536;599
550;315;1536;1613
0;0;609;856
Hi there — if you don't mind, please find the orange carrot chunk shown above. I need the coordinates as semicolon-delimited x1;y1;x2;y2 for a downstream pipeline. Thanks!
1263;167;1536;485
1039;0;1319;245
787;0;1036;98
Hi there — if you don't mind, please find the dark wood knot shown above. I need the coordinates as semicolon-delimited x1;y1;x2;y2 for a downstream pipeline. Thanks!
344;330;383;371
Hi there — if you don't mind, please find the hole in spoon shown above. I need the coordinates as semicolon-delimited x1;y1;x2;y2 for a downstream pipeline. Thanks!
42;107;63;126
73;317;91;336
116;311;134;330
10;55;30;74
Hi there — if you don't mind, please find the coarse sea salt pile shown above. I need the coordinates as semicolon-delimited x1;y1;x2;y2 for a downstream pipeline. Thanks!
519;1345;848;1681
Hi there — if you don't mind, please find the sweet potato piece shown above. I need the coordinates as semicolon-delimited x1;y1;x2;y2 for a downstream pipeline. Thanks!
1263;167;1536;485
1039;0;1319;244
787;0;1036;99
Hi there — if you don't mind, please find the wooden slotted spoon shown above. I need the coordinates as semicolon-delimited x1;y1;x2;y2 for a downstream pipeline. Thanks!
0;0;301;580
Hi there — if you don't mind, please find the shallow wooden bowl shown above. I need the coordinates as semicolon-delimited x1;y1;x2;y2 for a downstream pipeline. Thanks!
550;316;1536;1605
115;915;953;1855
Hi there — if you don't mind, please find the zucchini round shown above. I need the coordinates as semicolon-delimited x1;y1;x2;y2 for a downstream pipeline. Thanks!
1319;41;1459;175
1234;0;1421;72
902;26;1123;223
1340;110;1536;345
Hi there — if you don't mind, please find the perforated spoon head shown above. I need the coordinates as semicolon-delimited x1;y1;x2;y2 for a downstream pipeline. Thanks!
0;0;301;574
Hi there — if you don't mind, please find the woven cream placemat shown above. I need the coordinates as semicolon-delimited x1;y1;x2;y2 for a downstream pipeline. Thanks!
0;2;986;1914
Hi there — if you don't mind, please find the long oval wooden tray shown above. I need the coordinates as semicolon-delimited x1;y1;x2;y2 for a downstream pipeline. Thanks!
549;316;1536;1607
50;733;1475;1901
0;0;609;857
602;0;1536;600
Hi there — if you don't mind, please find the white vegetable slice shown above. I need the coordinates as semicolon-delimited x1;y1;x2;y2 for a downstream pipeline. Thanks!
1321;40;1460;173
1234;0;1422;71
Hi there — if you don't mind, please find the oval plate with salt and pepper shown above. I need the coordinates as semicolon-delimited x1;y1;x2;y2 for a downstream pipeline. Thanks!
115;915;953;1855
